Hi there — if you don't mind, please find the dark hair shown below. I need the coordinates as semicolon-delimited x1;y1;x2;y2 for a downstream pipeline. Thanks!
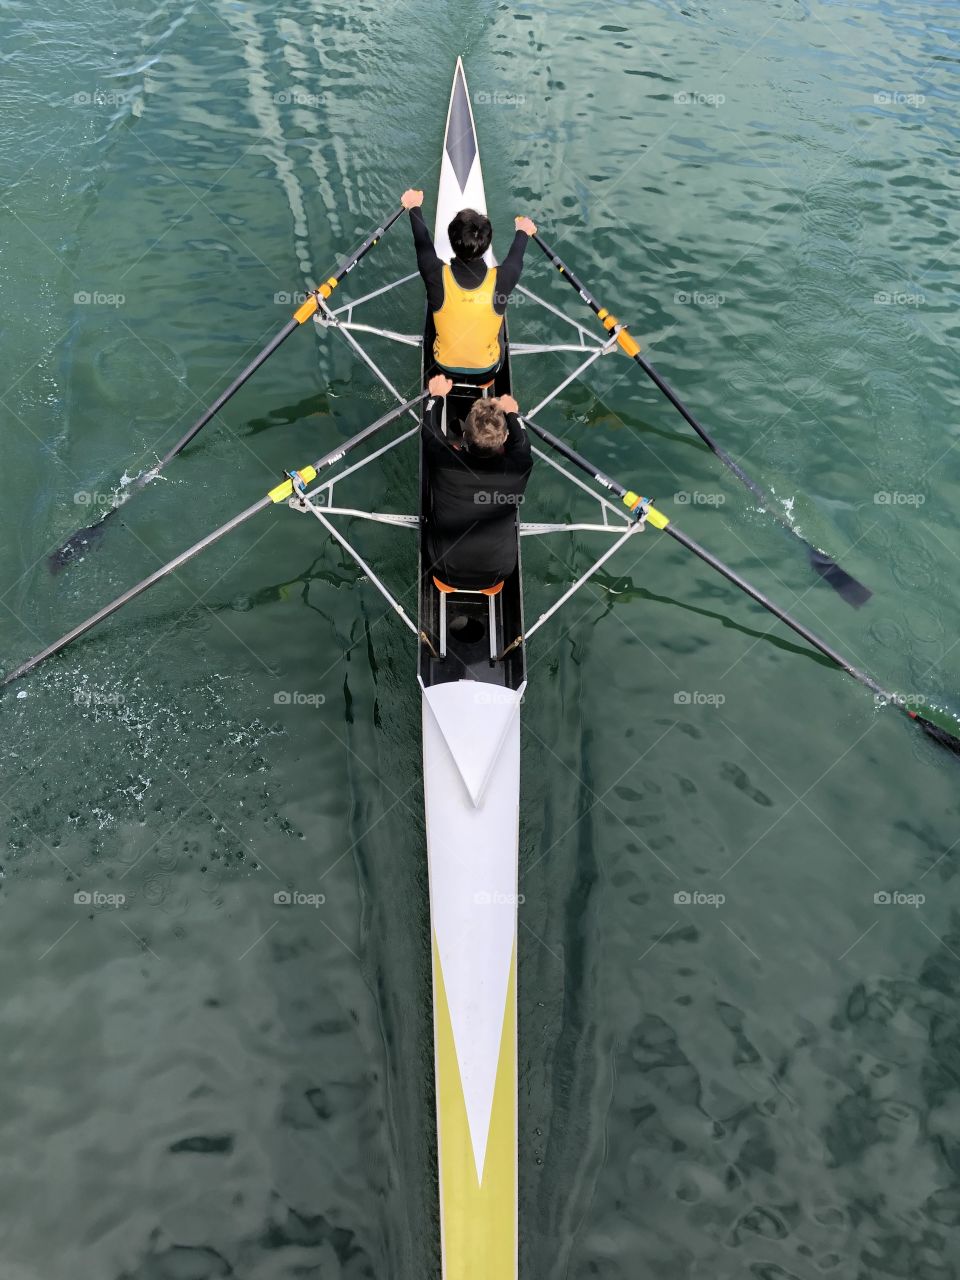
463;399;507;453
448;208;492;262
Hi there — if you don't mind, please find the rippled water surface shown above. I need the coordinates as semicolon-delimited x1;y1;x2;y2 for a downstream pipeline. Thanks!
2;1;960;1277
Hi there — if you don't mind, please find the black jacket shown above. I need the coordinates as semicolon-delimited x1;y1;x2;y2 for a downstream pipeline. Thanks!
422;396;532;588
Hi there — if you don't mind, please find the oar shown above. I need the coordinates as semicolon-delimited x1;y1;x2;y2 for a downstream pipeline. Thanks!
532;233;872;610
522;414;960;758
6;391;426;688
48;206;407;575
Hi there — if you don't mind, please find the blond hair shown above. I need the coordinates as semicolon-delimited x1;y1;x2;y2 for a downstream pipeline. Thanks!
463;399;508;453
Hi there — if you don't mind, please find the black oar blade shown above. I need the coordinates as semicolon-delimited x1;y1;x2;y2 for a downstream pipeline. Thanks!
910;712;960;757
47;509;118;574
808;548;872;609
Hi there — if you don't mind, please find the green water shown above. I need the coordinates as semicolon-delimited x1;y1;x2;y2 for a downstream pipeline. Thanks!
2;1;960;1276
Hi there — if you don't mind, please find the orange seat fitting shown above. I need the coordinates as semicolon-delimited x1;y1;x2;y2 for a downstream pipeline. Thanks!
432;576;504;597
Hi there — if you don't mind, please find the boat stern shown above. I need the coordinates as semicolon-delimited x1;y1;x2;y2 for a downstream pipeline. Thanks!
421;678;522;1280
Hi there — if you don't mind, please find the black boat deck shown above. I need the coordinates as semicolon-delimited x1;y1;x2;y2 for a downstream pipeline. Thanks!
417;316;526;693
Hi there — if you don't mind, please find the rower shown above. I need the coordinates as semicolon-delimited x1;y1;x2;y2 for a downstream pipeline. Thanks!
402;188;536;385
422;374;532;596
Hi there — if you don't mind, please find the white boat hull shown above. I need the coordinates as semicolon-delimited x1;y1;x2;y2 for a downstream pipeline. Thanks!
422;679;521;1279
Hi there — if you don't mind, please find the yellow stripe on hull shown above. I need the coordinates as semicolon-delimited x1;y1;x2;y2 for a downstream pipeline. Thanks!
432;935;518;1280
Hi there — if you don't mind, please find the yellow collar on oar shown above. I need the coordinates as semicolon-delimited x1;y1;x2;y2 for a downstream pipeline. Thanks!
268;466;319;504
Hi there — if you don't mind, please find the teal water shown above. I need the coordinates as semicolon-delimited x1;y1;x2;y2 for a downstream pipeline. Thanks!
2;1;960;1276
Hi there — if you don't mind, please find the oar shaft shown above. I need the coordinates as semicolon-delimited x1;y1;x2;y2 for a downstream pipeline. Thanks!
527;420;898;706
7;390;425;687
533;232;754;478
522;415;648;515
532;233;603;310
4;496;272;687
159;205;404;471
304;391;426;475
159;319;300;468
532;232;872;609
662;523;887;699
630;354;766;502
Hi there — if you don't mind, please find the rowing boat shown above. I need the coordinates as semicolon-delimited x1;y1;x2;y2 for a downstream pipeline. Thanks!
418;60;525;1280
6;50;960;1280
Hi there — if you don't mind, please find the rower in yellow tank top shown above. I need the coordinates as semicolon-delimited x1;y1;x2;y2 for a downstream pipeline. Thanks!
433;264;503;374
401;192;538;382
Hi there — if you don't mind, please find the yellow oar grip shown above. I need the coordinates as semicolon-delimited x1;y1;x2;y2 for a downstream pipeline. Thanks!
317;276;339;299
294;296;319;324
269;465;319;504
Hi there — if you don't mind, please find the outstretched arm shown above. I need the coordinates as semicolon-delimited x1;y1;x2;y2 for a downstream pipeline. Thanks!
403;191;444;311
495;216;538;307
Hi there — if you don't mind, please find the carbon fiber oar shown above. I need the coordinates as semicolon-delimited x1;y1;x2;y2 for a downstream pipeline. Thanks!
49;206;406;574
6;391;426;687
524;413;960;758
533;233;872;610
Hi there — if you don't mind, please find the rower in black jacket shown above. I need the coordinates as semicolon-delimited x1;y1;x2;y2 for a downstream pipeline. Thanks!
422;375;533;589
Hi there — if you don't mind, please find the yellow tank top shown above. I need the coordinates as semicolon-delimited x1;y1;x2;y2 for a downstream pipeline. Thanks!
433;264;503;372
